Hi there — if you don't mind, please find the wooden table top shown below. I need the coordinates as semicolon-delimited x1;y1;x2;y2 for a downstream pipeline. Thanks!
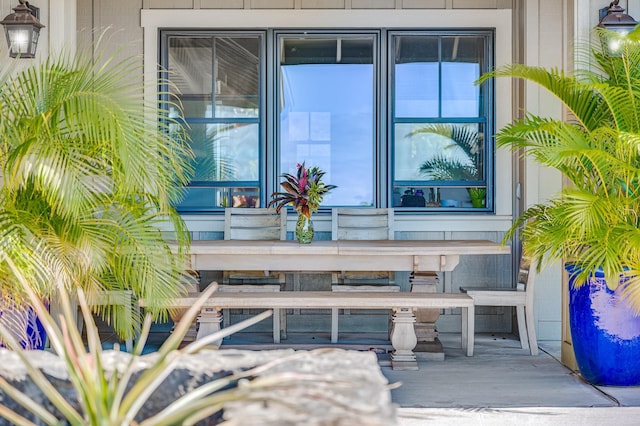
179;239;510;272
186;239;511;256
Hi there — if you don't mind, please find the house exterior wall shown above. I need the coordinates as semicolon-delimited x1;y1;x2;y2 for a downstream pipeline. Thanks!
516;0;570;341
1;0;599;341
139;6;517;336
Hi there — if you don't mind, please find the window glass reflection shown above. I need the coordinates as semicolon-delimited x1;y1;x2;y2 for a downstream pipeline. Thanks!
168;37;213;118
214;37;260;118
179;186;261;211
395;123;483;182
394;36;439;118
442;36;483;117
188;123;259;182
279;36;375;207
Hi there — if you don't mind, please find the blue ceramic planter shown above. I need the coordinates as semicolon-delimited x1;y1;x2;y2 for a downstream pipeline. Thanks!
0;303;46;350
566;264;640;386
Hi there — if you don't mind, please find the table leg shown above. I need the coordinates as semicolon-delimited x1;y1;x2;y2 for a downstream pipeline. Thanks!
410;272;440;343
390;308;418;370
196;307;223;348
463;305;474;356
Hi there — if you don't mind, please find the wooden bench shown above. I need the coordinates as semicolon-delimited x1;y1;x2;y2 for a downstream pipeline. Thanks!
164;284;475;370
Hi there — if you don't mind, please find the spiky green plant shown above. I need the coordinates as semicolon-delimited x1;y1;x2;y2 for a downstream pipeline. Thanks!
0;260;276;425
0;263;389;425
478;27;640;309
0;36;194;340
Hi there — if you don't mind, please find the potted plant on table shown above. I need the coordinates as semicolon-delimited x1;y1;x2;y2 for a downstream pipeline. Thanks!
268;162;336;243
0;40;193;347
479;26;640;385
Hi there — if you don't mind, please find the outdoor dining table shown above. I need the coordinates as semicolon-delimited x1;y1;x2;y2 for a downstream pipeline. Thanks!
176;239;511;366
182;239;511;272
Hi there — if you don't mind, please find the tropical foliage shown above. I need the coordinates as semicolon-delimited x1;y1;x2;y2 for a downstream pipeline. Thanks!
268;162;337;218
413;124;482;182
0;269;271;425
412;124;486;205
478;27;640;309
0;40;194;339
0;271;386;425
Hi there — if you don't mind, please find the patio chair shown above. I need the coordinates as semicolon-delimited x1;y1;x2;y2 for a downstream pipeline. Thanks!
222;207;287;343
460;256;538;355
330;208;397;343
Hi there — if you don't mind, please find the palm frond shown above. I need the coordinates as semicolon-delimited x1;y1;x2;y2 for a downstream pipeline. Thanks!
411;124;481;181
0;37;194;339
478;63;612;131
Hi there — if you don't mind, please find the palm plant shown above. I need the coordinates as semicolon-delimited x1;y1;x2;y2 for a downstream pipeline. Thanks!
412;124;486;206
414;124;482;182
0;39;194;341
477;26;640;308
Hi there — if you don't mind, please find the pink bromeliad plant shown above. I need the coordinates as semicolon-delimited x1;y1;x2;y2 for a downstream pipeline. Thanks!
268;162;337;218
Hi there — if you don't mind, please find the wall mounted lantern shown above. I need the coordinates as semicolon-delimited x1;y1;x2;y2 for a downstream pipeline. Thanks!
597;0;638;54
0;0;44;58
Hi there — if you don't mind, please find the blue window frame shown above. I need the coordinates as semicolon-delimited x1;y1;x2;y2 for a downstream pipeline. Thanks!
390;32;494;211
161;32;266;212
277;33;378;207
160;29;494;213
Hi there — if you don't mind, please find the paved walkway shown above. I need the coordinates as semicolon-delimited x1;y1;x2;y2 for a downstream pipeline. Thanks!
396;406;640;425
384;333;640;425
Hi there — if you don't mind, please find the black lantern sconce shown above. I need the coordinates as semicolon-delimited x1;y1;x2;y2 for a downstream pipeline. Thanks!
597;0;638;54
0;0;44;58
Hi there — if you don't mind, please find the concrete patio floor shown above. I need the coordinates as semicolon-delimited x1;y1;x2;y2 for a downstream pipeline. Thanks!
101;323;640;425
387;333;640;425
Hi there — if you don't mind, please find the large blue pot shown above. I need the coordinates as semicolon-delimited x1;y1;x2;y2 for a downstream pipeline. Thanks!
566;264;640;386
0;303;47;350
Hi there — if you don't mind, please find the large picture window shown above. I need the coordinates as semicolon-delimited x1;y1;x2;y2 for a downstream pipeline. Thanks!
391;33;493;210
278;34;376;207
161;29;493;213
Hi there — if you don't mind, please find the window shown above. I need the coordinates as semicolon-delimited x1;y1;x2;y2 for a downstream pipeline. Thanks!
278;34;376;207
391;33;493;210
161;29;493;213
163;33;264;211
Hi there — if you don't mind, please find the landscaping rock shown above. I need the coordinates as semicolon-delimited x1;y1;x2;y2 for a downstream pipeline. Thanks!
0;347;397;425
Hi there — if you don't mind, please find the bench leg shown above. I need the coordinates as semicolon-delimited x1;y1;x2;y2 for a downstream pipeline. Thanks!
280;308;287;341
196;308;223;348
390;308;418;370
331;308;339;343
461;305;474;356
273;308;281;344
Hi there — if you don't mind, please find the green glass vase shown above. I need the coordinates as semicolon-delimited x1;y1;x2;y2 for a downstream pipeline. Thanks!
295;213;314;244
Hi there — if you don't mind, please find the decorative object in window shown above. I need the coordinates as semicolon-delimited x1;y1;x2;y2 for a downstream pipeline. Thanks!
269;162;337;244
